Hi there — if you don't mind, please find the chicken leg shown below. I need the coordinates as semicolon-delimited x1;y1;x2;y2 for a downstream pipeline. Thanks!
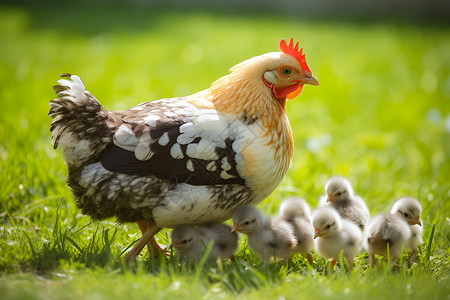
137;220;167;257
125;220;161;263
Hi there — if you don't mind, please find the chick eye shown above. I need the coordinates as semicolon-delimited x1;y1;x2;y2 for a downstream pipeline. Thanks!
326;224;331;229
280;67;292;76
244;221;250;225
336;192;342;196
403;213;409;218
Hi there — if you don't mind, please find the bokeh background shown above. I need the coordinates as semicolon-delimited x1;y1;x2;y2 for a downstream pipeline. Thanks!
0;0;449;296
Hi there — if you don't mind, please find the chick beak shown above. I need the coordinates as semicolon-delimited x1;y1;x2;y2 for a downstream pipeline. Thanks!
314;228;321;239
414;216;422;226
231;222;241;233
327;193;334;202
172;241;180;249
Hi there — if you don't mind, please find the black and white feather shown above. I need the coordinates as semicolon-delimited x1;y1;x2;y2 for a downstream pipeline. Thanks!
49;74;285;228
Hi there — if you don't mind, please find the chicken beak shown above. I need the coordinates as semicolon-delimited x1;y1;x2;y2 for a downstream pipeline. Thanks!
231;222;241;233
314;228;321;239
286;74;319;100
302;73;320;87
414;216;422;226
327;193;333;202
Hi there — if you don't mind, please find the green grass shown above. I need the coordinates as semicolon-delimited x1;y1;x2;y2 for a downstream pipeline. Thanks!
1;2;449;299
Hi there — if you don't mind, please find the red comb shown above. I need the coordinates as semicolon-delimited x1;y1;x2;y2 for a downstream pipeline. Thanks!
279;37;311;73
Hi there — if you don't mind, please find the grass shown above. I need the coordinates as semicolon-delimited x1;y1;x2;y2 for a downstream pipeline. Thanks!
1;2;449;299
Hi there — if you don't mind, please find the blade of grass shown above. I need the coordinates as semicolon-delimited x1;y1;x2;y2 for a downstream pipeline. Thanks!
425;223;436;267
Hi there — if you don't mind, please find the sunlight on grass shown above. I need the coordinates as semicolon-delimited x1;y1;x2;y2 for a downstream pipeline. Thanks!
0;2;449;299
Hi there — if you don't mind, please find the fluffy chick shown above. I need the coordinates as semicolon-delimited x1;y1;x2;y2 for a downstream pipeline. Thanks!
365;197;422;266
198;222;238;260
171;225;205;262
321;177;370;230
232;206;297;261
278;197;315;264
390;197;423;265
171;223;237;262
313;207;362;269
364;214;410;266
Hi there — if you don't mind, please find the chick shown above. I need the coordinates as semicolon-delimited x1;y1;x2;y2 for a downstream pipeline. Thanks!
198;222;239;260
171;225;205;262
171;223;237;262
390;197;423;266
278;197;315;264
364;214;410;266
313;207;362;269
232;205;297;262
365;197;422;266
321;177;370;230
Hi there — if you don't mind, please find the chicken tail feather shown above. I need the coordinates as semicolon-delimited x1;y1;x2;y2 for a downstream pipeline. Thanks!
49;74;117;167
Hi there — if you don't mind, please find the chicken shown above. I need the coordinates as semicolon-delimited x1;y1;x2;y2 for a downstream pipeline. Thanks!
231;205;297;261
365;197;422;266
320;177;370;230
278;197;314;264
171;222;237;262
48;38;319;262
171;225;204;262
312;207;362;269
391;197;423;266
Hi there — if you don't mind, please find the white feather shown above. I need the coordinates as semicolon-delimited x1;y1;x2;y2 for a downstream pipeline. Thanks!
158;132;170;146
170;143;184;159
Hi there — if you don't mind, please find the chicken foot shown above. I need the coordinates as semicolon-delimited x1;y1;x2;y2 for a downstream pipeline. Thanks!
125;220;161;263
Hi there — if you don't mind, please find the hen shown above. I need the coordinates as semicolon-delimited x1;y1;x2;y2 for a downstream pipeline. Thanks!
48;38;319;262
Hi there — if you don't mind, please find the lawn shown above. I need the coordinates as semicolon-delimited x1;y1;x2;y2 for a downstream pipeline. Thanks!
0;2;449;299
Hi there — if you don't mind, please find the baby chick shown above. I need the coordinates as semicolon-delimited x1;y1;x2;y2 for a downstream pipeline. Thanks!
278;197;315;264
313;207;362;269
171;223;237;262
390;197;423;266
321;176;370;230
171;225;205;262
232;205;297;262
365;197;422;266
364;215;410;266
198;222;239;260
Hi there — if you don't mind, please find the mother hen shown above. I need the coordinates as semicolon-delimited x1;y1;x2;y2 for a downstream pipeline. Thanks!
48;38;319;262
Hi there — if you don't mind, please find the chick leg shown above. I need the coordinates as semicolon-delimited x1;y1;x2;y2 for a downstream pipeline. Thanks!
346;255;353;270
137;220;167;257
125;220;161;263
409;248;418;267
306;252;314;265
368;253;375;266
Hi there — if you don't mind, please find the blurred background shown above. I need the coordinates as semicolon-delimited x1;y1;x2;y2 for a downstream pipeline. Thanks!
0;0;449;226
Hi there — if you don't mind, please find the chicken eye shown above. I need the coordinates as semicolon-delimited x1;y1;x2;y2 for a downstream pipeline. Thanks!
281;67;292;76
